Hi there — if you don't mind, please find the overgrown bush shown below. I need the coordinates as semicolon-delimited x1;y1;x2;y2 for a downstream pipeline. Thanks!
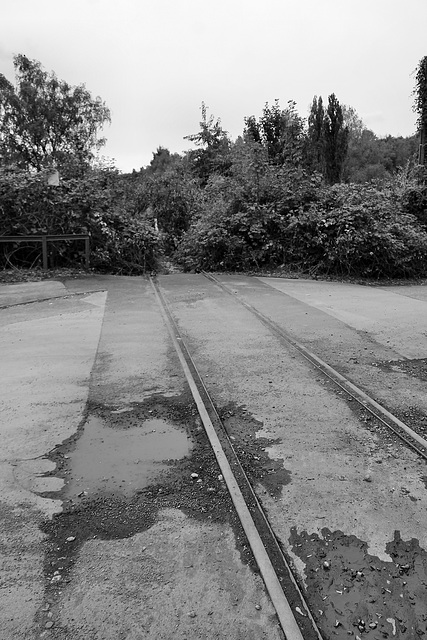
135;166;200;253
0;166;159;273
175;174;427;278
175;164;321;270
285;183;427;277
389;167;427;226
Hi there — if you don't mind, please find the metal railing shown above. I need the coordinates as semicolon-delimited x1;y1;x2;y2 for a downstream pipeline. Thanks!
0;234;90;269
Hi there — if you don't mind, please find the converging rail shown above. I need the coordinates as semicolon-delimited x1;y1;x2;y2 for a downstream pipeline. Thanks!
150;276;324;640
202;271;427;462
0;234;90;269
152;273;427;639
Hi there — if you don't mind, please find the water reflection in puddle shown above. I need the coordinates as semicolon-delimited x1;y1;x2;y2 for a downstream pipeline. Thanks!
65;416;192;497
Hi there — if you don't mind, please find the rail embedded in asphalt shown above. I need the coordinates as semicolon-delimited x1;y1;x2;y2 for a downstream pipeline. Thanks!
202;272;427;462
150;276;324;640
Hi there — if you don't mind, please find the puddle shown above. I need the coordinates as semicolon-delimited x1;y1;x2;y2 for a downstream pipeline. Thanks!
39;394;262;636
290;527;427;638
65;415;192;497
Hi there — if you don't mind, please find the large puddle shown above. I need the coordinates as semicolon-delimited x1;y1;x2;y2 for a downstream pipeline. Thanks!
64;415;192;497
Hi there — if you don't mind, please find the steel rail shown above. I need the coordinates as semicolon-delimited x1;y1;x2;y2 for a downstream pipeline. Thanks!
150;276;324;640
202;272;427;462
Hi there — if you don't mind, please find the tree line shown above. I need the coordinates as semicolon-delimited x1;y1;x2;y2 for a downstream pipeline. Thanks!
1;54;426;277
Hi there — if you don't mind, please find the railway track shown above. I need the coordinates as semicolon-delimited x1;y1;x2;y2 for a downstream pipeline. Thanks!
151;274;427;640
151;273;427;640
202;272;427;462
151;276;321;640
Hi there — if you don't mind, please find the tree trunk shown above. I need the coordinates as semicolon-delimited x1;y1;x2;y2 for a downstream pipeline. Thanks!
419;123;426;167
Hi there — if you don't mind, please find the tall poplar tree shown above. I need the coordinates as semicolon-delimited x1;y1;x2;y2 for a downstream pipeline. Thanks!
306;95;325;172
413;56;427;167
306;94;348;183
323;94;349;184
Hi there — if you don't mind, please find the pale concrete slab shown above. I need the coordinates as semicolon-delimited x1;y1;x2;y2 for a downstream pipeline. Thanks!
0;280;68;307
1;278;284;640
258;277;427;359
0;290;106;639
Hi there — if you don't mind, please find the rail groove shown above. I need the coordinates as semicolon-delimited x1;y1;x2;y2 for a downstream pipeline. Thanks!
202;272;427;462
150;276;324;640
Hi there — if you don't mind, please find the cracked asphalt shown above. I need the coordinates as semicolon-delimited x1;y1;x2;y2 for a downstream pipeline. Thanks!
1;273;427;639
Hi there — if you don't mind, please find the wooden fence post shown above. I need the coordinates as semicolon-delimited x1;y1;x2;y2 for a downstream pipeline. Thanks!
42;236;48;270
84;237;90;268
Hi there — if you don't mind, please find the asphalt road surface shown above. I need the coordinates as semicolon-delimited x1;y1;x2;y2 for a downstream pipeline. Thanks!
1;274;427;640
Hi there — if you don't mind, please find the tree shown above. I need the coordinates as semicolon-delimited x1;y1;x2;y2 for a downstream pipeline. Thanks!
0;54;111;176
136;160;200;251
144;146;182;174
184;102;231;184
413;56;427;167
339;103;418;182
306;96;325;172
342;105;366;141
244;100;305;166
341;106;377;181
323;94;349;184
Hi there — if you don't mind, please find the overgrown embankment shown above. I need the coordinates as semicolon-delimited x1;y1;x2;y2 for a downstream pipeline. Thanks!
0;167;158;274
174;166;427;279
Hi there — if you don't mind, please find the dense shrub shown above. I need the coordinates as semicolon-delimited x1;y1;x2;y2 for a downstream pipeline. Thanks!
0;166;158;273
2;158;427;280
175;176;427;278
134;166;200;253
285;183;427;277
175;165;321;271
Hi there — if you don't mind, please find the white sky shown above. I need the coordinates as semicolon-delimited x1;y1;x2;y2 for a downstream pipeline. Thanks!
1;0;426;173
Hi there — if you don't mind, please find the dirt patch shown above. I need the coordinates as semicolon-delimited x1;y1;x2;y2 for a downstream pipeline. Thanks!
376;358;427;385
37;393;259;629
219;403;292;497
290;527;427;639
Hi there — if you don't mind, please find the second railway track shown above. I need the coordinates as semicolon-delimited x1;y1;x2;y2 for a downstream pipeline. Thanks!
202;271;427;461
151;276;323;640
152;272;427;640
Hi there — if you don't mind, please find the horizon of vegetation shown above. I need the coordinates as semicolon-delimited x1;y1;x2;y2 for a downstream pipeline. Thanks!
1;54;427;280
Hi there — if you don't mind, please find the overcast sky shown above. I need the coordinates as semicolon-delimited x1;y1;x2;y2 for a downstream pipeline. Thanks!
1;0;426;173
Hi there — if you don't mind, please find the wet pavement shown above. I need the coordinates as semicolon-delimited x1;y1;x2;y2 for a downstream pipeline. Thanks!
64;414;192;497
290;528;427;638
2;274;427;639
158;273;427;640
1;276;282;640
